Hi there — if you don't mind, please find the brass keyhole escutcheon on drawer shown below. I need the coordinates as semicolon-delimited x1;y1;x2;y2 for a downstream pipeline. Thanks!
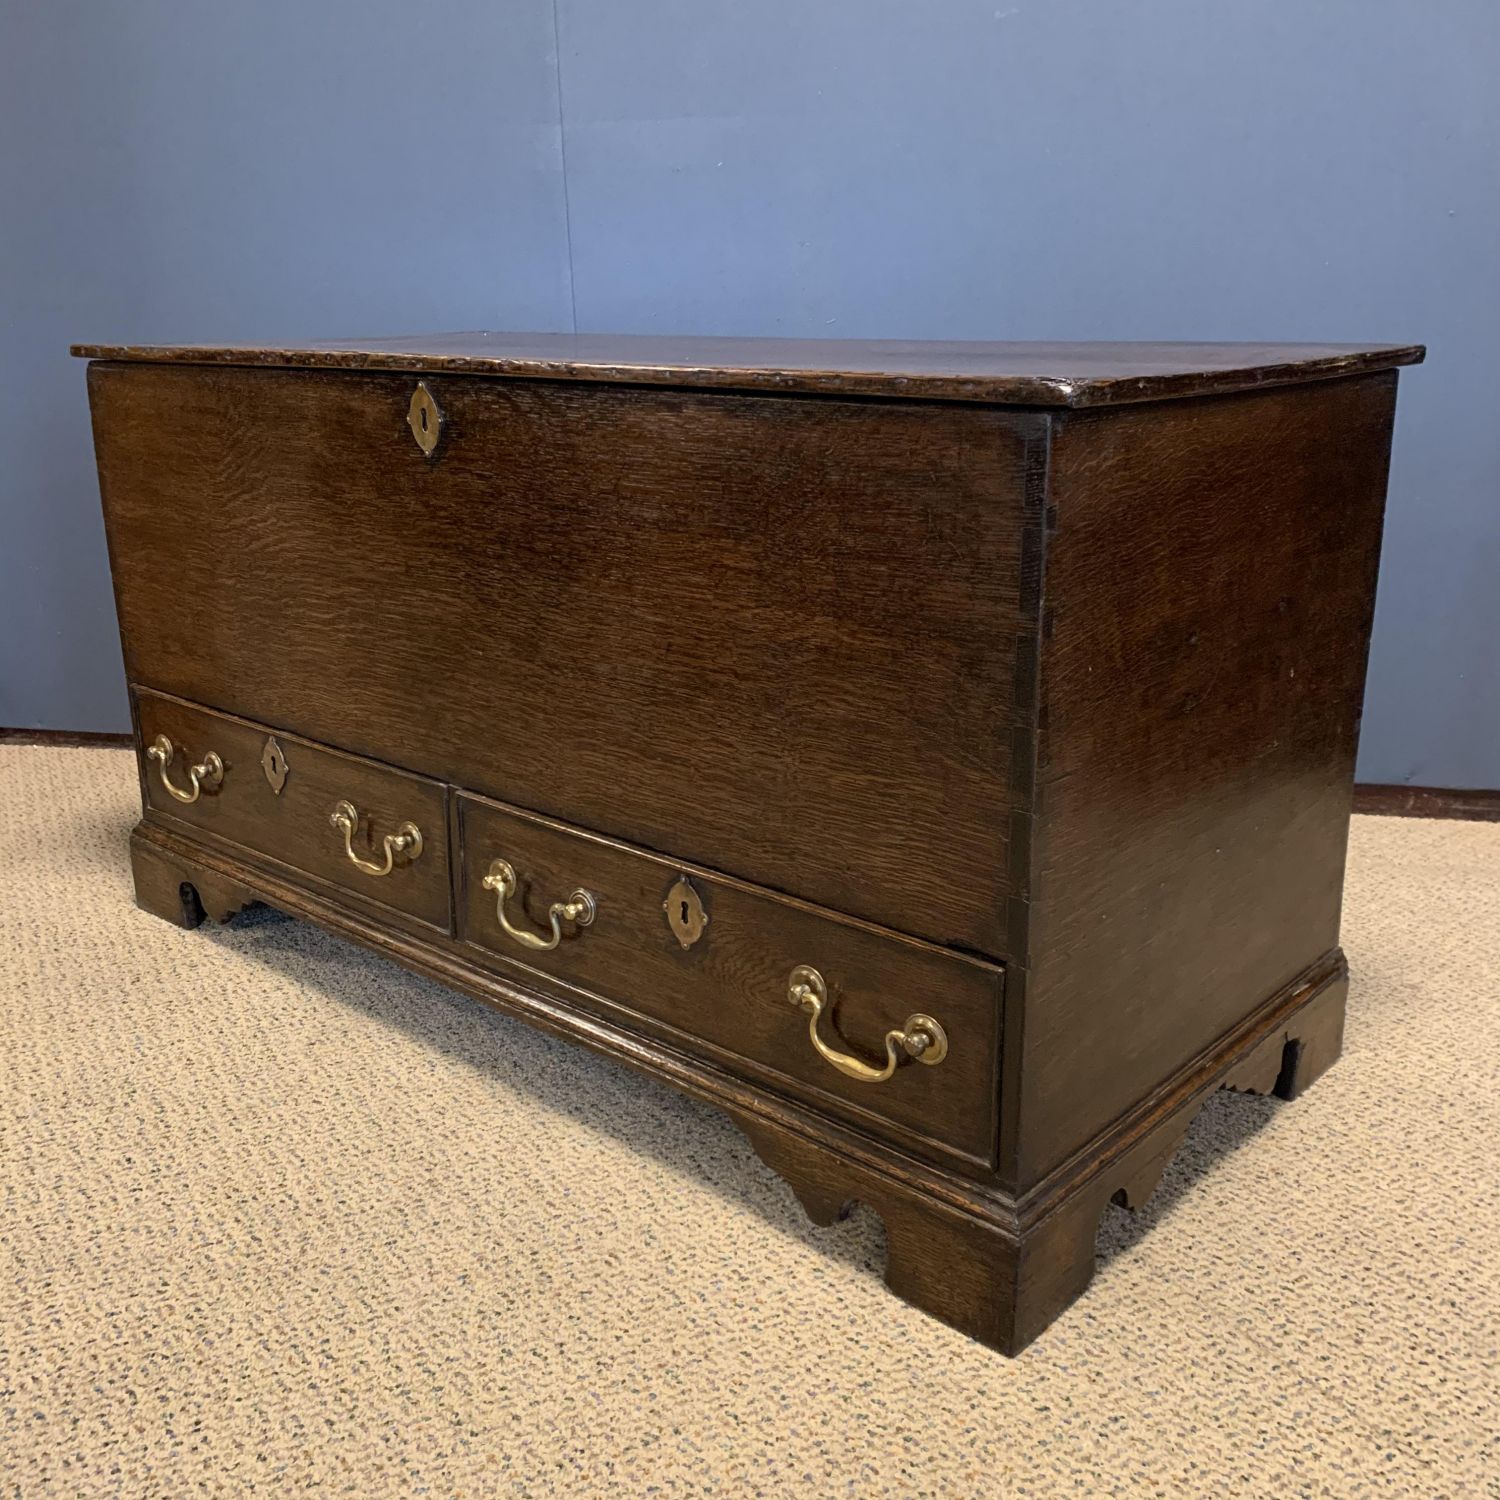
407;382;443;457
664;875;708;949
261;736;289;795
146;734;224;804
483;858;597;952
329;799;423;877
786;964;948;1084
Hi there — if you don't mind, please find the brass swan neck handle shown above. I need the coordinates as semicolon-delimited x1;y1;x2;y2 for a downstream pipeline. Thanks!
786;964;948;1084
329;800;423;877
482;858;596;951
146;734;224;804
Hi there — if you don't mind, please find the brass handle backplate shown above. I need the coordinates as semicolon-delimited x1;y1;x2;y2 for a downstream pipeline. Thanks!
146;734;223;804
483;858;596;951
786;964;948;1084
330;799;423;877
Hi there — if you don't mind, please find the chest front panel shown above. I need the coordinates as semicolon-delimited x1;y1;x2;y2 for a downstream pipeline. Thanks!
91;363;1038;953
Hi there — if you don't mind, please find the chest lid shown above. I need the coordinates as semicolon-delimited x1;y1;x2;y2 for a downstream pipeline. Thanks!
71;332;1424;408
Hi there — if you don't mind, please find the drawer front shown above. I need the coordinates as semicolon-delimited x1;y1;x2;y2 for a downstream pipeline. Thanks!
136;689;451;930
457;792;1003;1166
90;362;1036;955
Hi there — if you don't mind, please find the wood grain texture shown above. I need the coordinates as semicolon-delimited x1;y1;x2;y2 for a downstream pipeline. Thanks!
457;792;1004;1168
1013;373;1398;1183
71;332;1424;408
91;362;1034;952
136;689;451;931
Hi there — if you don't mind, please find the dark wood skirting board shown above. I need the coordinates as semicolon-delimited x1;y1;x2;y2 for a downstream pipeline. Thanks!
1353;783;1500;821
132;816;1347;1355
0;727;133;747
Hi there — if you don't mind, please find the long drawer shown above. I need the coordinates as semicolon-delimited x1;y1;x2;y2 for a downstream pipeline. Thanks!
456;791;1003;1166
135;689;451;930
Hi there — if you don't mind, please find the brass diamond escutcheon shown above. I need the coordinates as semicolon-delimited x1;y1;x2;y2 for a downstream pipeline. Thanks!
261;736;288;795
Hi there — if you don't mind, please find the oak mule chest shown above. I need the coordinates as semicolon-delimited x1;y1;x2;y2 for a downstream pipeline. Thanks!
77;333;1422;1354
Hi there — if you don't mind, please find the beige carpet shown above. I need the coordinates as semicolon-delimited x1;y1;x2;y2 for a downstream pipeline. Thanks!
2;745;1497;1498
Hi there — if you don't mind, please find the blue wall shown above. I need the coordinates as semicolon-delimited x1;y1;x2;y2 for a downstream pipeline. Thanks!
4;0;1496;785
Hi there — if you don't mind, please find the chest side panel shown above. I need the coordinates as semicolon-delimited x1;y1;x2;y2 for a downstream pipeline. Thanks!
1015;373;1399;1184
89;363;1037;954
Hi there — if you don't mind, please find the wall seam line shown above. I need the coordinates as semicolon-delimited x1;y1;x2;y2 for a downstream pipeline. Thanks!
550;0;579;333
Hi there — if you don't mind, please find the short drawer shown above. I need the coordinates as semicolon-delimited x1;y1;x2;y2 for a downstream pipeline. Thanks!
135;688;450;930
457;792;1003;1166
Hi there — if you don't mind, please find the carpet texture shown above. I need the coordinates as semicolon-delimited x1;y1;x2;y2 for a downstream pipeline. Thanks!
2;745;1497;1498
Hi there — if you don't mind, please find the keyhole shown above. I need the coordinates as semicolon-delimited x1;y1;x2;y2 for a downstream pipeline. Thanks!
420;406;429;431
679;900;690;927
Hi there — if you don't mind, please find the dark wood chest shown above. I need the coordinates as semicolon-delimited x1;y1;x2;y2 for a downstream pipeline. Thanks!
78;332;1421;1352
